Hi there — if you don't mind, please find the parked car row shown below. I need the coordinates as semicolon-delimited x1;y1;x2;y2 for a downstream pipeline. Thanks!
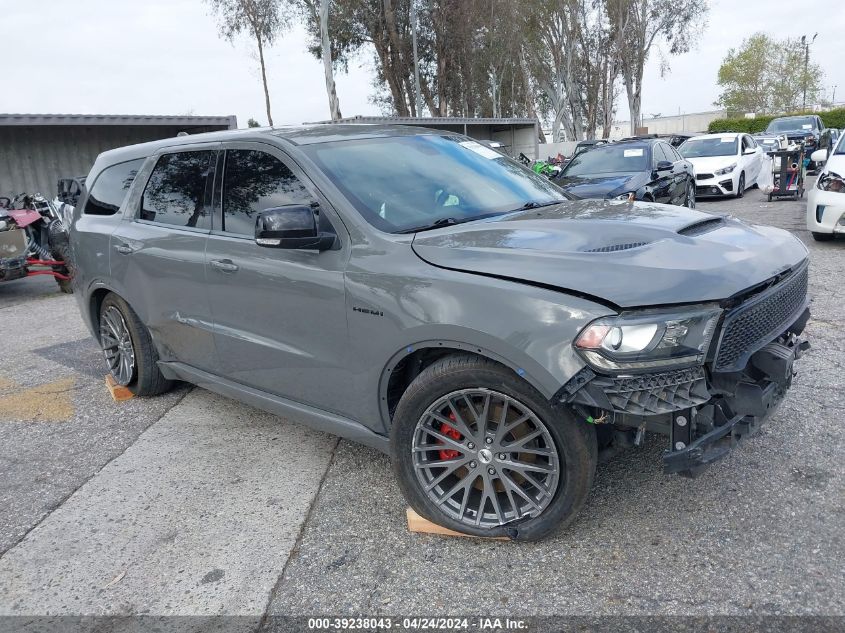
551;116;842;207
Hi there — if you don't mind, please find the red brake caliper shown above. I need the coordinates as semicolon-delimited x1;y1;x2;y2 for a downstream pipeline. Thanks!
438;413;463;461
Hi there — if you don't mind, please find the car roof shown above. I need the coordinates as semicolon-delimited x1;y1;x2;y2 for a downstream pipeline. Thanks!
91;123;440;168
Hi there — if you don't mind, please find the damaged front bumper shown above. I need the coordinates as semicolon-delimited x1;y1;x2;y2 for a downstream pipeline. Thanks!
558;298;810;478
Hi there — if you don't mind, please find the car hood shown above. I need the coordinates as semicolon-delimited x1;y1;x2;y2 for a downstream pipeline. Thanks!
411;199;808;308
555;173;641;198
684;155;738;173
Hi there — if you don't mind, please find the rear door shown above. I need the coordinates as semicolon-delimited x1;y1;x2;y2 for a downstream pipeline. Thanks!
110;145;219;371
204;142;352;412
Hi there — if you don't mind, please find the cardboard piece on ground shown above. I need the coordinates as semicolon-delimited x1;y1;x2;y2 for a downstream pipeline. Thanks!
104;374;134;402
406;507;508;540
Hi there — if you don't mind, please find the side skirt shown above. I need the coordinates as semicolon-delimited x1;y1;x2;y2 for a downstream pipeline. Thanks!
159;361;391;454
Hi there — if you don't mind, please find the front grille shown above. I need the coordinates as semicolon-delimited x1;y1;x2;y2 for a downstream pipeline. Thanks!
714;264;809;372
696;173;713;180
600;367;709;415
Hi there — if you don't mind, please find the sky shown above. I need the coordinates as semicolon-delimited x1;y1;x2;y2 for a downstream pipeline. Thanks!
2;0;844;129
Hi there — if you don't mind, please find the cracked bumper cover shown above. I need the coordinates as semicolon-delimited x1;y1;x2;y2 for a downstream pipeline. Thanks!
558;306;810;476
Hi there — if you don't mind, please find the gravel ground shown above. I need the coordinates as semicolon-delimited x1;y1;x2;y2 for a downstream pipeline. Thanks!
266;184;845;617
0;183;842;623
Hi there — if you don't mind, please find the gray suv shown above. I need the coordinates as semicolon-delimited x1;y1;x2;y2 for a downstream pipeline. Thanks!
69;125;810;540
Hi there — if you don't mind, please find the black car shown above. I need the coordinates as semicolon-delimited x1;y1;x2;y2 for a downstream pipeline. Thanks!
553;139;696;207
764;115;825;158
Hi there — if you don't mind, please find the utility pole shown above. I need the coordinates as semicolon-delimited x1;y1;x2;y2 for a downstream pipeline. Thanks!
801;33;818;110
410;0;423;117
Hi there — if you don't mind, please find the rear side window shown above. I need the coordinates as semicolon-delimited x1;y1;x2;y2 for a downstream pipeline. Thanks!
141;151;214;229
83;159;144;216
221;149;313;236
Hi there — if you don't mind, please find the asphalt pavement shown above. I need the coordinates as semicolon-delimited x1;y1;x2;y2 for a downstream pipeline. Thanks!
0;184;842;624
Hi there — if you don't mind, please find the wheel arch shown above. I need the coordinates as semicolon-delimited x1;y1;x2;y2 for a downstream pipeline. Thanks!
378;339;556;432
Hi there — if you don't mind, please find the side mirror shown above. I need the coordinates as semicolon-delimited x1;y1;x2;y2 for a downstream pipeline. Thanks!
811;149;828;164
655;160;673;172
255;205;336;251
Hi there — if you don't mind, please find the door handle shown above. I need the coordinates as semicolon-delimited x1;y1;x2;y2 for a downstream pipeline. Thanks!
210;259;239;273
114;243;134;255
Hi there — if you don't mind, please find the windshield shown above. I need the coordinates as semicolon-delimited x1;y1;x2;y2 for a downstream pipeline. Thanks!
304;135;569;233
562;145;648;175
766;117;816;133
679;137;738;158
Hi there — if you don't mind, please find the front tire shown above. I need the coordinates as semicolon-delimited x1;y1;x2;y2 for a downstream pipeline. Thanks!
685;182;695;209
736;172;745;198
812;232;834;242
391;355;596;541
98;293;173;396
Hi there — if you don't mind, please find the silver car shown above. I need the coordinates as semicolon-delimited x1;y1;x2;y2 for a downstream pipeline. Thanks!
69;125;810;540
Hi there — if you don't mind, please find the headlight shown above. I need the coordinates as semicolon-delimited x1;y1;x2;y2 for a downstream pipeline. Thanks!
818;171;844;192
574;306;722;372
613;192;635;202
714;163;736;176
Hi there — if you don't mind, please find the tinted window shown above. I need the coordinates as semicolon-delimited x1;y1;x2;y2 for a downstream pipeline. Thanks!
141;151;213;229
84;159;144;216
222;149;313;236
655;144;673;165
563;144;648;176
667;145;683;161
303;135;568;233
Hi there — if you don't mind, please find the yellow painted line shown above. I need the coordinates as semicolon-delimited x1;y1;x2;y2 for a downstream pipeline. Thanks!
0;377;76;422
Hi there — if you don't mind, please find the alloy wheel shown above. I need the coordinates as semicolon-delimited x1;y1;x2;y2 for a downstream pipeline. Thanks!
411;388;560;529
99;306;135;386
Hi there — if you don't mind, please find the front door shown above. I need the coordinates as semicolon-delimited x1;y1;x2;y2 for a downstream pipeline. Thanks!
650;143;673;204
110;146;218;371
204;143;352;413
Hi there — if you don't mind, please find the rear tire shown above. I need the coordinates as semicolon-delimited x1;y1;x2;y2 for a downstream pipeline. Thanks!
98;293;173;396
812;232;834;242
391;354;597;541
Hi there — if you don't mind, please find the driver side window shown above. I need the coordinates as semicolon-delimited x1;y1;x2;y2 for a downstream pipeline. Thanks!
221;149;313;236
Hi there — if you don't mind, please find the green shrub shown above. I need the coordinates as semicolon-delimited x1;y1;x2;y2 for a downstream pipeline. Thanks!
708;108;845;133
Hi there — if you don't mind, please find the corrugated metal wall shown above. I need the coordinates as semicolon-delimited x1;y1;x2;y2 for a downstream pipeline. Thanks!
0;125;226;198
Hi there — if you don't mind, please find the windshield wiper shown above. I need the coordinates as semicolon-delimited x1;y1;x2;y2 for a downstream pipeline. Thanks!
397;217;462;234
512;200;565;212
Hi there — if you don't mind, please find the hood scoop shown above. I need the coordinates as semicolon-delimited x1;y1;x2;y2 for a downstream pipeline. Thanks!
678;217;726;236
583;241;649;253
